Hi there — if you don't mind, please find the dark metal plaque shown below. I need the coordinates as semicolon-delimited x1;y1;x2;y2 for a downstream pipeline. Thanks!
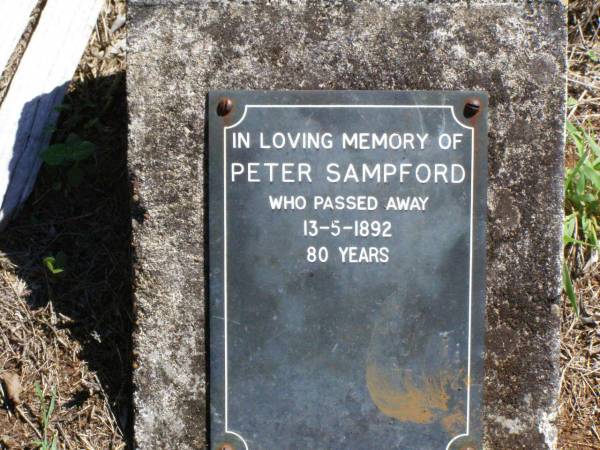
208;91;487;450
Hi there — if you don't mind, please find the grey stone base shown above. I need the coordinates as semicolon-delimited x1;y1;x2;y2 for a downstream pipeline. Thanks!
127;2;566;449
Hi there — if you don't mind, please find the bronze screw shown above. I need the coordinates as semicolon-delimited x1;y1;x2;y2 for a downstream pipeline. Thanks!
217;98;233;116
463;98;481;119
218;444;234;450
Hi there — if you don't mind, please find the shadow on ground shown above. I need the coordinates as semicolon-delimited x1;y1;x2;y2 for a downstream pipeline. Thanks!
0;72;132;447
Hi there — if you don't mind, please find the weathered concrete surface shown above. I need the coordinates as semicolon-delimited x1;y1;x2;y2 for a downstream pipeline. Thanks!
127;2;566;449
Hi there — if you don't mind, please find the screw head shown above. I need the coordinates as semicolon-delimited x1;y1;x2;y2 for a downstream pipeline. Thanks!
463;98;481;119
217;98;233;116
218;444;234;450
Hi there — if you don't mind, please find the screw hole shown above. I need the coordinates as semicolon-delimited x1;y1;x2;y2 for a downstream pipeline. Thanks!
463;99;481;119
217;98;233;116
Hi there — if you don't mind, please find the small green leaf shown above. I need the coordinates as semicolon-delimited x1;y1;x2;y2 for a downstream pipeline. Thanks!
40;134;95;167
576;171;586;195
581;165;600;189
563;213;576;240
70;141;95;162
46;389;56;423
562;263;578;316
563;236;591;246
567;97;578;108
567;121;583;141
579;194;597;203
40;143;70;166
43;255;65;275
34;382;43;399
582;129;600;159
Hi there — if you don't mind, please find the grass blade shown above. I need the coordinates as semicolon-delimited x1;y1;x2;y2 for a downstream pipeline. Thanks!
562;262;579;316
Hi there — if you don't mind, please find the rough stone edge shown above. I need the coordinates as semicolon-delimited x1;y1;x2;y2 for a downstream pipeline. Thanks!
130;0;566;6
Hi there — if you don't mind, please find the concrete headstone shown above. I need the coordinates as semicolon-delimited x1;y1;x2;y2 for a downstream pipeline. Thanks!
127;1;566;449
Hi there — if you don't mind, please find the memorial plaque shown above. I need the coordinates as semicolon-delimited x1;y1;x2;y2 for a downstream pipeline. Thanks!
208;91;487;450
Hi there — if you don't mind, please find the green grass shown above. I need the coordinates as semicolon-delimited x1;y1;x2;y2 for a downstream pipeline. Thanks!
33;383;58;450
563;121;600;314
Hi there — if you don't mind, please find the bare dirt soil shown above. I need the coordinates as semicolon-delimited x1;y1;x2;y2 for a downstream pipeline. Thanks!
0;1;128;449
